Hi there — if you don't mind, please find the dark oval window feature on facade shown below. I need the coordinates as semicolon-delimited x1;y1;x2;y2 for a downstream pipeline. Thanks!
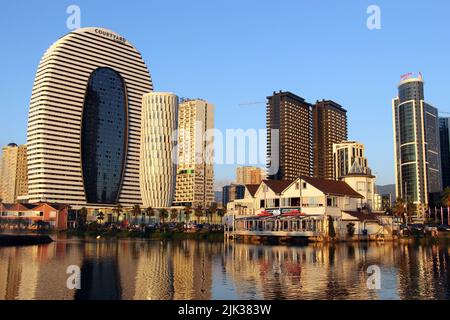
81;67;127;204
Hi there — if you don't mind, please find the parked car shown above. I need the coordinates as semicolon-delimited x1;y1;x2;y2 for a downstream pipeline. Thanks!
437;224;450;232
408;224;424;232
424;224;438;233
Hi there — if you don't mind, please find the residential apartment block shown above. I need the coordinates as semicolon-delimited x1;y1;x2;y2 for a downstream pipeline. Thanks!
0;143;28;203
174;99;215;208
313;100;348;180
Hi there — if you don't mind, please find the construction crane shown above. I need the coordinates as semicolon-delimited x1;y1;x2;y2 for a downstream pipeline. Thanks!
238;101;265;107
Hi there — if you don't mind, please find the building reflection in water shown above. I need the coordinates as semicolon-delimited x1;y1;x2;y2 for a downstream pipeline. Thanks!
0;237;449;300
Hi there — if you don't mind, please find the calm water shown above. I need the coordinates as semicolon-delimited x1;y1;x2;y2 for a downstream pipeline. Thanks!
0;236;449;300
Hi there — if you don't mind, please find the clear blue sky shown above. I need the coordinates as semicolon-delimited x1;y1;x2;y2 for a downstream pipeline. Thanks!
1;0;450;187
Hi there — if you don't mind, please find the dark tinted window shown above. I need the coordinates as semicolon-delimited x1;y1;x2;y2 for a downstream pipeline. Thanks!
81;67;127;204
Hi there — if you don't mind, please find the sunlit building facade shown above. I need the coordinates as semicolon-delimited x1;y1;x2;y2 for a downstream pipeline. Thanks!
236;166;266;185
313;100;348;180
140;93;178;208
392;75;442;211
0;143;28;203
25;27;153;208
333;141;370;179
174;99;214;208
267;91;313;180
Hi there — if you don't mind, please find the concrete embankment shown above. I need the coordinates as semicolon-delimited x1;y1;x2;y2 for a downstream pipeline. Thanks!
0;234;53;246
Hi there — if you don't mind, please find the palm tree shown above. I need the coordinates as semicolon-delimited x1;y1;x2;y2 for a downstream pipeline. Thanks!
442;187;450;207
170;208;178;222
194;205;204;223
184;205;192;223
208;202;218;224
217;207;226;224
146;207;155;224
113;203;123;223
160;208;169;223
132;204;141;224
78;207;88;228
393;198;415;223
97;211;105;224
141;208;147;225
393;198;406;218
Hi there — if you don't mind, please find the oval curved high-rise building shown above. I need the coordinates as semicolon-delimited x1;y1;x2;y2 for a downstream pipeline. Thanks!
140;92;178;208
26;27;153;207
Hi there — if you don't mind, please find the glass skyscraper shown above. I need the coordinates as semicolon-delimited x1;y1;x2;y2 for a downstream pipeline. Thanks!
392;75;442;213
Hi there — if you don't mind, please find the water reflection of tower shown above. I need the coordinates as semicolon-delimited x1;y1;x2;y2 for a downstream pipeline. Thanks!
117;240;141;299
225;244;395;300
0;249;23;299
75;241;122;300
396;243;450;299
34;240;83;300
0;245;51;300
226;244;305;299
133;242;174;300
172;241;214;300
133;241;215;300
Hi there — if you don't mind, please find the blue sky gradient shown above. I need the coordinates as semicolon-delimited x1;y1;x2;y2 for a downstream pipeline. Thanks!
1;0;450;187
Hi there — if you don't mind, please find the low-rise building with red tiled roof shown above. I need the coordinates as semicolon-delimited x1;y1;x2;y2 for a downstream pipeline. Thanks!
0;202;69;230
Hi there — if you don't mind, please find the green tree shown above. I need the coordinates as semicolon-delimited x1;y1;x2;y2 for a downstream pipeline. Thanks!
160;208;169;223
78;207;88;229
393;198;406;220
97;211;105;224
346;222;355;237
184;206;192;223
132;204;141;224
441;187;450;207
170;208;178;222
141;208;147;224
113;204;123;223
194;205;204;223
393;198;415;223
146;207;155;223
208;202;218;224
328;216;336;239
217;208;226;224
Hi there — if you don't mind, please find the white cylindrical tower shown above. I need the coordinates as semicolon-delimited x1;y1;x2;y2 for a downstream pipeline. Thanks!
140;92;179;208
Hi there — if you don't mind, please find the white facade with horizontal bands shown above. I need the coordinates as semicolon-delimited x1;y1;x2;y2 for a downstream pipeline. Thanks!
26;27;153;208
140;92;178;208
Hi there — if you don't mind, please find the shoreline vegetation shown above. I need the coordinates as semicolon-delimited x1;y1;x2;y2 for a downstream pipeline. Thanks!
1;219;450;245
0;229;449;246
64;229;225;241
64;221;225;241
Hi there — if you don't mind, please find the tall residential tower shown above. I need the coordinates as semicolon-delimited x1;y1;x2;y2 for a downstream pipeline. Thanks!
236;166;266;185
392;74;442;212
0;143;28;203
174;99;215;208
266;91;313;180
313;100;348;180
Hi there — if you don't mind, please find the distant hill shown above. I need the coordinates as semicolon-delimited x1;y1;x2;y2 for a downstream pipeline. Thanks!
376;184;396;200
